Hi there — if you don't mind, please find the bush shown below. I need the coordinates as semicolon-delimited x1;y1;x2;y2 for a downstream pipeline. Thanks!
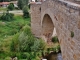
28;4;30;9
10;33;20;52
0;11;14;21
19;25;46;52
20;52;30;59
9;29;18;35
31;39;46;52
52;45;61;53
0;42;4;53
52;36;59;43
19;32;36;52
57;45;61;53
7;3;14;10
71;31;74;38
23;6;29;18
4;57;11;60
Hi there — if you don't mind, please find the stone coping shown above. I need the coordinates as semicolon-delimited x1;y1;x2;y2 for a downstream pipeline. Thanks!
30;0;80;10
53;0;80;10
30;2;42;5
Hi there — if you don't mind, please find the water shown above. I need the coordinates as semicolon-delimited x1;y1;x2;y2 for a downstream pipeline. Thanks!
44;52;62;60
57;53;62;60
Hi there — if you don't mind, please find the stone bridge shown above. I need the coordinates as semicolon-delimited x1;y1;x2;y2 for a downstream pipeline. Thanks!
30;0;80;60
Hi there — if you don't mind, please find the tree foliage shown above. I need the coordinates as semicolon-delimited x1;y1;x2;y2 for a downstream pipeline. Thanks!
23;6;29;18
10;33;20;52
17;0;23;9
17;0;29;9
18;25;46;52
0;0;10;2
0;11;14;21
7;3;14;10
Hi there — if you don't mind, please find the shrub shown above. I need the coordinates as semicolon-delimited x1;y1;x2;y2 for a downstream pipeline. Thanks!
20;52;30;59
31;39;46;52
19;32;36;52
52;45;61;53
57;45;61;53
19;25;46;52
4;57;11;60
28;4;30;9
0;42;4;53
57;45;60;50
52;36;59;43
71;31;74;38
23;6;29;18
0;11;14;21
20;53;27;59
9;29;18;35
53;47;57;53
10;33;20;52
7;3;14;10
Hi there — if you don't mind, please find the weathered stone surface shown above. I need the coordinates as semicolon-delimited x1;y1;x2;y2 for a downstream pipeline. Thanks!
77;21;80;29
31;0;80;60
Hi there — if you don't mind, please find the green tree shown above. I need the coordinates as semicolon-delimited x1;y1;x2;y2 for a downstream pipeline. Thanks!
0;0;11;2
17;0;29;9
8;3;14;10
23;6;29;18
18;25;46;52
17;0;24;9
0;11;14;21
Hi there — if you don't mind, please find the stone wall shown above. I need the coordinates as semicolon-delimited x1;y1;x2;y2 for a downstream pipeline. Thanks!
31;0;80;60
65;0;80;4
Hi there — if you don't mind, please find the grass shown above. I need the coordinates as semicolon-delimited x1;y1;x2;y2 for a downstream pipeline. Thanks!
0;15;30;42
0;7;7;11
0;15;30;38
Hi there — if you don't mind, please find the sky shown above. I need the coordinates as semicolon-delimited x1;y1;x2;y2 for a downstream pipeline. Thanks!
32;0;35;2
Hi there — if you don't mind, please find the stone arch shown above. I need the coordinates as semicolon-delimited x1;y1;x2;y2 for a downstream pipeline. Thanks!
42;14;54;38
41;9;58;42
41;10;63;59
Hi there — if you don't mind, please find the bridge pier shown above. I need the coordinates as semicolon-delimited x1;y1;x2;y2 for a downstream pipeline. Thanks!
30;3;41;37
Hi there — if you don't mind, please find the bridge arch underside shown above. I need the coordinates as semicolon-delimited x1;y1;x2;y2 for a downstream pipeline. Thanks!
42;14;54;41
42;13;60;43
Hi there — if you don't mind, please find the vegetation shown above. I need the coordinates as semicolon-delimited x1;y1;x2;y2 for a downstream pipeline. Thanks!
0;0;16;2
23;6;29;18
17;0;29;9
53;45;61;53
7;3;14;11
0;14;46;60
17;0;24;9
52;36;59;43
0;0;10;2
0;15;29;59
0;11;14;21
0;7;7;11
71;31;74;38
